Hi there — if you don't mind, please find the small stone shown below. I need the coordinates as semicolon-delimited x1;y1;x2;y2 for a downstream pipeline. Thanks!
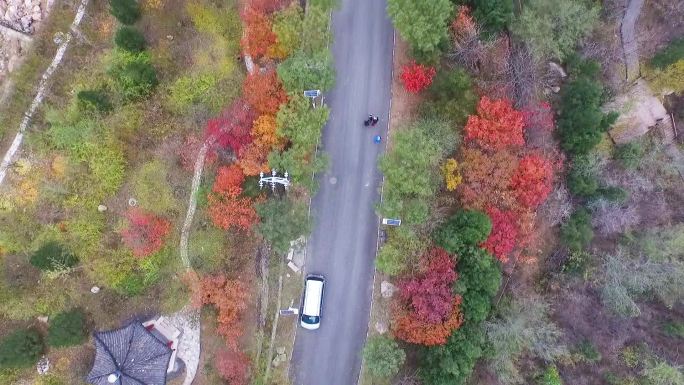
32;4;40;13
97;205;107;212
7;55;18;72
36;356;50;375
551;86;561;93
128;198;138;207
37;316;49;323
380;281;396;298
166;35;173;41
53;32;65;45
20;15;31;30
91;286;100;294
32;11;40;21
276;347;286;355
374;321;388;334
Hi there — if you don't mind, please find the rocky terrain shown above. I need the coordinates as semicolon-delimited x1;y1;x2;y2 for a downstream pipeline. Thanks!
0;0;51;86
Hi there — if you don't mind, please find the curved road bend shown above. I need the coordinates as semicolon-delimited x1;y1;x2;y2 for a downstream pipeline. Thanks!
290;0;394;384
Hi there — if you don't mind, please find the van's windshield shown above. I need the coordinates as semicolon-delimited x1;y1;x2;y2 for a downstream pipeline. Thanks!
301;315;320;324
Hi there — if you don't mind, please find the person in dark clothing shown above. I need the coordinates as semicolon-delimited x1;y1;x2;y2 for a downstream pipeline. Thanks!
371;115;379;126
364;115;373;126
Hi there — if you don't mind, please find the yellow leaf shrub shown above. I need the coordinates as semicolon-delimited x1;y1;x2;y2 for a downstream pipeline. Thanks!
442;158;462;191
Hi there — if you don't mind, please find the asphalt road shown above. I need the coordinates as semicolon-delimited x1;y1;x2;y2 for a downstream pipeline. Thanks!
289;0;394;384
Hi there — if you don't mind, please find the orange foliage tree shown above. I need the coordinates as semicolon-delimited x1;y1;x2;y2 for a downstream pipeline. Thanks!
238;143;270;176
238;114;281;175
213;164;245;196
451;6;477;41
241;7;276;60
509;154;553;208
243;70;288;115
208;165;259;231
193;274;250;349
464;97;525;151
458;147;518;211
393;297;463;346
208;194;259;231
251;114;281;150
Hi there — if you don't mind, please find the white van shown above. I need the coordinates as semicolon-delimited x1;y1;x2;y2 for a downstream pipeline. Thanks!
300;274;325;330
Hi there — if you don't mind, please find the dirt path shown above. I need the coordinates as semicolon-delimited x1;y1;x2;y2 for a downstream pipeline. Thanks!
179;141;211;269
0;0;89;185
621;0;645;82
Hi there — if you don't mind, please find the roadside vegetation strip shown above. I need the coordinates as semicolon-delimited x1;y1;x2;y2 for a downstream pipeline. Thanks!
0;0;89;185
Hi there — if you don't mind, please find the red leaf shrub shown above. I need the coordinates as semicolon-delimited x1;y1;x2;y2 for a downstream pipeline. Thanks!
240;7;276;59
451;6;476;41
178;135;216;172
509;154;553;208
192;274;249;348
464;97;525;151
205;99;256;156
392;296;463;346
400;62;437;93
247;0;287;13
398;248;457;323
120;208;171;257
214;349;251;385
481;206;518;263
243;69;288;115
522;101;555;131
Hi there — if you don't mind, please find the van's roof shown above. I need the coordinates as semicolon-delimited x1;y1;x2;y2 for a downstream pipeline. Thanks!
302;277;324;317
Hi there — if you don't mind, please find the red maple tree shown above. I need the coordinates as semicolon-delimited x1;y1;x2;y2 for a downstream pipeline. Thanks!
509;154;553;208
243;70;288;115
120;208;171;258
398;248;458;324
464;97;526;151
481;206;518;263
205;99;256;157
240;7;276;59
193;274;250;348
214;349;251;385
400;61;437;93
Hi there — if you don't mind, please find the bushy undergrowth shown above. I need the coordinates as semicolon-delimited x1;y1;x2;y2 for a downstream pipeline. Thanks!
47;308;88;347
0;329;43;369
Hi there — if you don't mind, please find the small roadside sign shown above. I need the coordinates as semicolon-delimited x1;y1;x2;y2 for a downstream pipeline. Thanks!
303;89;321;98
279;307;299;316
382;218;401;226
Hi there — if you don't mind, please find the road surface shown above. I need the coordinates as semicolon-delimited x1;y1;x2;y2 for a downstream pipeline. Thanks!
290;0;394;384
